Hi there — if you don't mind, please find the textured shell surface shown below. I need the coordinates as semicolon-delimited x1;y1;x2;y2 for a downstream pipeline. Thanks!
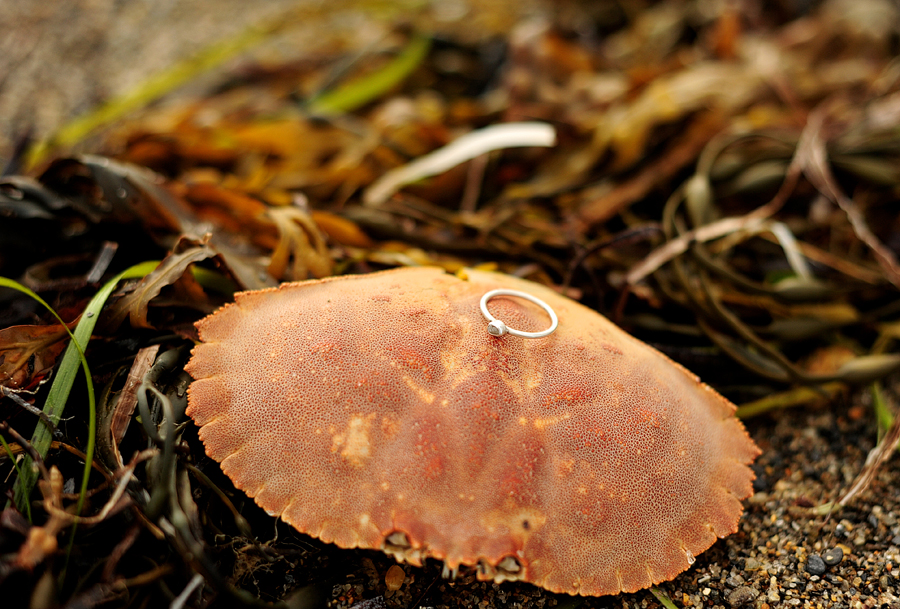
185;267;759;596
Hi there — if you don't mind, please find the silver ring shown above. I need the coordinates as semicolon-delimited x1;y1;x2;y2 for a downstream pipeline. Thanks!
480;289;559;339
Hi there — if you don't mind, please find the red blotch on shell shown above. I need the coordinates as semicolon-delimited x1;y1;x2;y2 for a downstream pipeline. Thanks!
185;267;759;596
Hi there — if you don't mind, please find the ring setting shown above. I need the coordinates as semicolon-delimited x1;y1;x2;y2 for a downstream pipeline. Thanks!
487;319;508;337
480;289;558;339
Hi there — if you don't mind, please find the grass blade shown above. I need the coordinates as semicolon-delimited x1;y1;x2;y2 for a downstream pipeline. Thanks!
650;586;681;609
0;432;31;522
2;260;158;514
307;34;431;115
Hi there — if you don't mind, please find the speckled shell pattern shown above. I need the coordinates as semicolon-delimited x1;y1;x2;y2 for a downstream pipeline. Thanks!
185;267;760;596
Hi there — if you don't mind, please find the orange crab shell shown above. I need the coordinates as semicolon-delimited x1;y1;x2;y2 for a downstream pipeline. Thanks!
185;267;759;596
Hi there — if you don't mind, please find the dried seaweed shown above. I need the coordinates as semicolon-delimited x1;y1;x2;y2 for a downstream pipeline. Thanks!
0;320;78;391
2;1;900;607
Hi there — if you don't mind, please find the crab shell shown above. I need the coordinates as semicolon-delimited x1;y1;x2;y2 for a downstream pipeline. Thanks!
185;267;759;596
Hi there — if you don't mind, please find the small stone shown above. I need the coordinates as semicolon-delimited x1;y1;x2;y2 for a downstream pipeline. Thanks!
743;558;761;571
384;565;405;591
725;575;745;588
823;547;844;567
806;555;827;575
767;576;780;603
727;586;758;607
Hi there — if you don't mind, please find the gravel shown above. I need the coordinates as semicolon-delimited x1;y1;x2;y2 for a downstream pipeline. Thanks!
726;585;758;607
823;547;844;567
806;555;827;576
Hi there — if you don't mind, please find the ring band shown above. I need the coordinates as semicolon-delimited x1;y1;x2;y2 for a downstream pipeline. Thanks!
479;289;559;339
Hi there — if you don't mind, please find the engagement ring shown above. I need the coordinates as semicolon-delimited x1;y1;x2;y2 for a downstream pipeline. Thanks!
480;289;558;339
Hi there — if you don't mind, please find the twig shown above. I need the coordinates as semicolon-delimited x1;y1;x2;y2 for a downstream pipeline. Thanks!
563;224;663;291
170;573;205;609
836;385;900;508
627;109;815;286
85;241;119;284
459;152;489;213
799;110;900;288
0;421;50;483
1;386;60;438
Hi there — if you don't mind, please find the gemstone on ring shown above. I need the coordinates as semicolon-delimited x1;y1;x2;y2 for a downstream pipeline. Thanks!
487;320;508;337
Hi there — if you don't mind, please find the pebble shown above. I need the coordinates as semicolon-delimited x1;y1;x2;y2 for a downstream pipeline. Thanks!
806;555;827;575
726;586;758;607
725;574;745;587
384;565;405;591
767;576;780;603
823;547;843;567
743;558;761;571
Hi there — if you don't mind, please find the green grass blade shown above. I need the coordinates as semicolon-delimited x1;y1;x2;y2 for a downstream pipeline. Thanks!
307;34;431;115
872;381;894;433
736;381;845;419
2;260;159;514
650;586;681;609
